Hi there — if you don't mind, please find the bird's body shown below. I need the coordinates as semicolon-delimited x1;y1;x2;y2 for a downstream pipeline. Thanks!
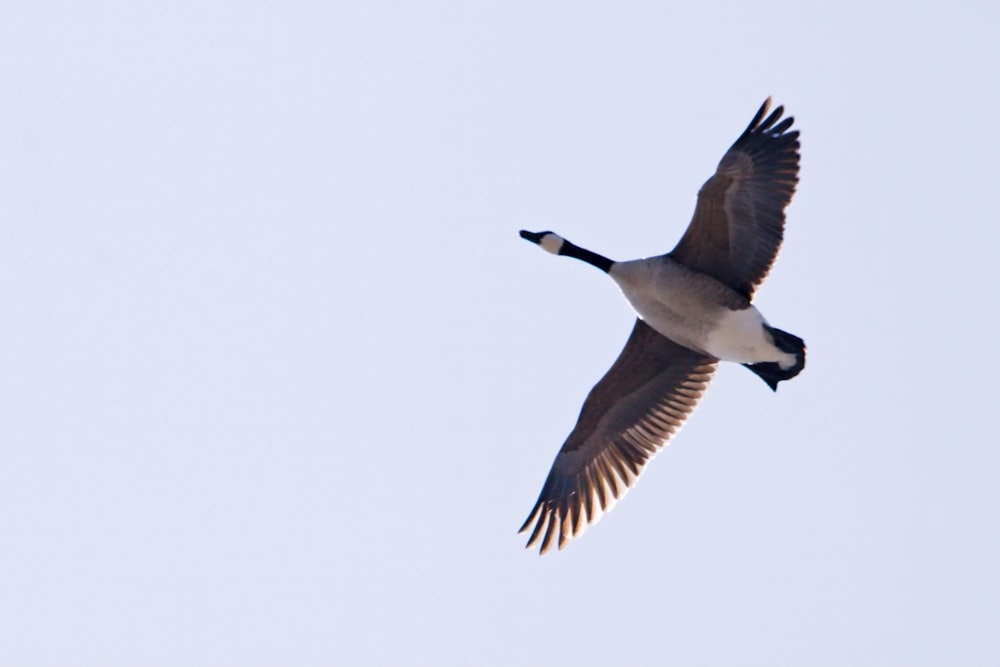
611;255;790;367
518;98;805;554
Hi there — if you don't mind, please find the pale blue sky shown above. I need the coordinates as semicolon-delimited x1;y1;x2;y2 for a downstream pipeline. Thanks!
2;1;999;665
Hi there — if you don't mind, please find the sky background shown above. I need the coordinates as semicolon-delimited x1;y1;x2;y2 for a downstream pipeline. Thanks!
2;1;999;665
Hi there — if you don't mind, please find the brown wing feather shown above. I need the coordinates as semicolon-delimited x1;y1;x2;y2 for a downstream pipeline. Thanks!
519;319;718;554
670;98;800;298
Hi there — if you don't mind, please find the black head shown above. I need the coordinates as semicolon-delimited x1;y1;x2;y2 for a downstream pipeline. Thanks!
519;230;553;244
518;230;566;255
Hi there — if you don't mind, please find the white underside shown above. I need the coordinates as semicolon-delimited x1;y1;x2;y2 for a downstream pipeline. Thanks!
703;307;795;368
610;259;796;369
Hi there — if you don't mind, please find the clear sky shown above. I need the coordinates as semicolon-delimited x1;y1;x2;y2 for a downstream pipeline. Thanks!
2;1;999;665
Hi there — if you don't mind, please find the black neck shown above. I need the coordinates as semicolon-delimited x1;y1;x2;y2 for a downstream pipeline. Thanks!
560;240;614;273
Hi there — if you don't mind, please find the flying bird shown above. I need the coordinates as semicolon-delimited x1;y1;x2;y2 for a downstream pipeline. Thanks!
518;98;805;554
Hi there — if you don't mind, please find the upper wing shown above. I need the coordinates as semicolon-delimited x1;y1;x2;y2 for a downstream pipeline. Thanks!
519;319;717;554
669;98;800;299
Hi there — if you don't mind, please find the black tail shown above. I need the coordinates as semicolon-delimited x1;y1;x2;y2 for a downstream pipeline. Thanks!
743;326;806;392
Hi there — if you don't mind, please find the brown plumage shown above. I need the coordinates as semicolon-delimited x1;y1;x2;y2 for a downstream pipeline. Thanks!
671;100;800;299
519;99;802;554
519;320;717;553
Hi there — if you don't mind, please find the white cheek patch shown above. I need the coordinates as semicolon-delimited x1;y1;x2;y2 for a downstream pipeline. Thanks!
539;233;565;255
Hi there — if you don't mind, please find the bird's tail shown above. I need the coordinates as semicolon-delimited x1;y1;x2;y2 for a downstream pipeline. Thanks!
743;326;806;392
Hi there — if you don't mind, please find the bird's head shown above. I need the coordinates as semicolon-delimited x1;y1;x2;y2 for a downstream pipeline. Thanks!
519;230;565;255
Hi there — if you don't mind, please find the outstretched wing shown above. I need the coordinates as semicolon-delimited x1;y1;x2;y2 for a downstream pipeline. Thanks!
519;319;717;554
670;98;800;299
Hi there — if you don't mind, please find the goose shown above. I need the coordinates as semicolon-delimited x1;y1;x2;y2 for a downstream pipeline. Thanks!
518;98;805;554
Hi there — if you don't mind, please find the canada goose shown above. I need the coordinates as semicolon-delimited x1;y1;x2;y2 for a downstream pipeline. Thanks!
518;98;805;554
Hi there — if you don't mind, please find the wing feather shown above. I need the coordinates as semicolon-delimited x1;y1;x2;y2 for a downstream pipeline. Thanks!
670;98;800;298
519;319;717;554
